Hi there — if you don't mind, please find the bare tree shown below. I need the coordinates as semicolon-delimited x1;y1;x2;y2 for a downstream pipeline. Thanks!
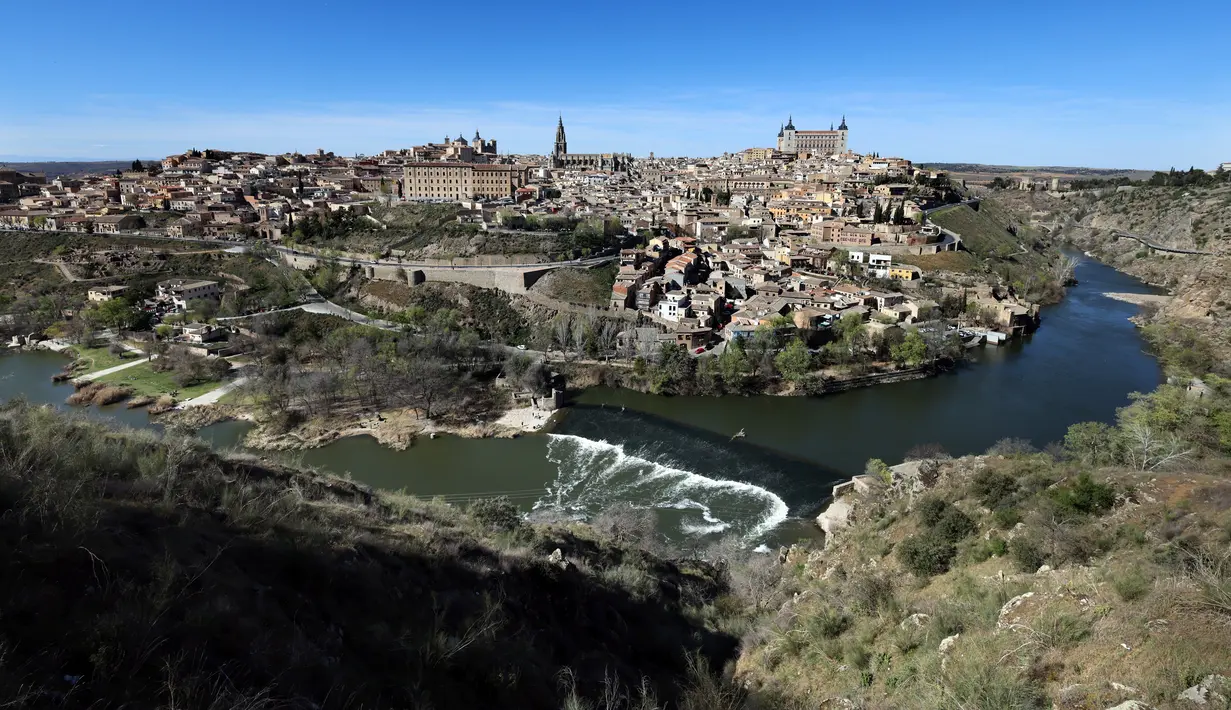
1122;420;1192;470
596;319;620;361
1051;254;1080;284
551;314;574;361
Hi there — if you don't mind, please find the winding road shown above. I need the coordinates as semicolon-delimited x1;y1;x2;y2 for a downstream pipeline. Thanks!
1113;231;1213;256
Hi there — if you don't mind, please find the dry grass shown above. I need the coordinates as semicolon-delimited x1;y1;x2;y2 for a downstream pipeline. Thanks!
0;402;745;710
65;381;133;406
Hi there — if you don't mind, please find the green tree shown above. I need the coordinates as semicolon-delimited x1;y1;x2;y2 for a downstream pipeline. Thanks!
89;297;142;333
718;338;750;391
890;330;928;366
1063;421;1119;465
774;338;812;383
864;458;892;484
835;312;867;359
650;343;695;395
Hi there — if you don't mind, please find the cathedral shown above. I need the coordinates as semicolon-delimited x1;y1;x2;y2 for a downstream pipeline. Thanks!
776;115;848;156
550;116;632;171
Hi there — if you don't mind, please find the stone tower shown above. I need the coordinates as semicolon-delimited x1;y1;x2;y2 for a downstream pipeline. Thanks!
553;115;568;166
780;115;797;154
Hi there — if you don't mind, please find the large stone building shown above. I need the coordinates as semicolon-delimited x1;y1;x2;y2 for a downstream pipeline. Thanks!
410;131;498;163
550;116;632;171
776;116;848;156
402;162;529;201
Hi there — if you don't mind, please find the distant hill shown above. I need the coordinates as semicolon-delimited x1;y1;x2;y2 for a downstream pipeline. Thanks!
0;160;139;178
921;162;1156;185
920;162;1152;177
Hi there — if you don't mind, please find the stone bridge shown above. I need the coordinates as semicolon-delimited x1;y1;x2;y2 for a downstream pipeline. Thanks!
275;248;615;294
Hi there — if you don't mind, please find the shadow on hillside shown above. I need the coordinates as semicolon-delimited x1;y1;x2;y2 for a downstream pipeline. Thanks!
0;403;740;709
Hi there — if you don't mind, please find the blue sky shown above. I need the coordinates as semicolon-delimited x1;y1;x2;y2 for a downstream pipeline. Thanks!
2;0;1229;169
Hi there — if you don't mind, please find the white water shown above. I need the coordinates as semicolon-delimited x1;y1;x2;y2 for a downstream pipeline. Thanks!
536;434;790;542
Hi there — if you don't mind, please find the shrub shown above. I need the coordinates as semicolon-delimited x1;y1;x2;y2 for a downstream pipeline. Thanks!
846;573;896;616
993;507;1023;529
986;437;1038;457
92;386;132;406
917;497;949;527
934;508;977;543
965;536;1008;564
941;649;1047;709
803;605;851;641
1110;566;1152;602
971;469;1020;509
467;496;522;532
897;533;957;577
592;502;659;551
1049;473;1115;516
904;442;950;460
1009;536;1047;573
864;458;892;484
844;642;871;670
1032;610;1093;649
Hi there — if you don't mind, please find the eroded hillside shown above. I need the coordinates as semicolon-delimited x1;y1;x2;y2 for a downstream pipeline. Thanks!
990;186;1231;363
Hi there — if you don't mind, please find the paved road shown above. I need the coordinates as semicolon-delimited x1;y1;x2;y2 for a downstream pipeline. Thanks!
78;353;156;381
179;376;249;408
1113;231;1213;256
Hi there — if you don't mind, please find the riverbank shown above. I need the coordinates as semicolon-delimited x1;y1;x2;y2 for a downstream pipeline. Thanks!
1102;291;1172;306
0;252;1166;546
176;402;559;451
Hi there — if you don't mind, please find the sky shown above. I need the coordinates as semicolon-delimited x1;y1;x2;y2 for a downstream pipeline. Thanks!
2;0;1229;169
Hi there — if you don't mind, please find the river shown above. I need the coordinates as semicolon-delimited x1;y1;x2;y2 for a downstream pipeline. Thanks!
0;255;1162;546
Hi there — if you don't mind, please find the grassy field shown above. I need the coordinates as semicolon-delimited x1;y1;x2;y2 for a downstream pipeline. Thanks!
67;343;141;374
928;199;1051;265
530;264;617;306
94;360;222;399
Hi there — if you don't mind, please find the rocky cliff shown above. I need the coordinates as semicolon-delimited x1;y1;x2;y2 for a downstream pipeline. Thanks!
989;187;1231;362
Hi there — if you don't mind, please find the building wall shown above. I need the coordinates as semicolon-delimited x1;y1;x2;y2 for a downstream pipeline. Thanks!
402;163;527;201
777;128;848;155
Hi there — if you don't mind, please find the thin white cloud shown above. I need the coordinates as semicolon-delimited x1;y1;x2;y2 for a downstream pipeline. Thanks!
1;88;1227;169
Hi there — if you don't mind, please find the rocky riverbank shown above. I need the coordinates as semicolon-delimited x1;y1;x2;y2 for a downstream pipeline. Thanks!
172;402;558;451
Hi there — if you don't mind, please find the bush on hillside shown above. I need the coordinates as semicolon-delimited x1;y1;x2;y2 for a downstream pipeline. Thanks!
897;533;957;577
986;437;1038;457
971;469;1020;509
467;496;523;532
1049;473;1116;516
1009;535;1047;572
916;498;977;544
917;497;949;527
933;507;977;543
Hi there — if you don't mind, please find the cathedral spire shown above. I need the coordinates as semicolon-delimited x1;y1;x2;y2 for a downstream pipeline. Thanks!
553;115;568;161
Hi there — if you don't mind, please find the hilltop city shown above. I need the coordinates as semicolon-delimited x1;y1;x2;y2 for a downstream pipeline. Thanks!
0;114;1052;377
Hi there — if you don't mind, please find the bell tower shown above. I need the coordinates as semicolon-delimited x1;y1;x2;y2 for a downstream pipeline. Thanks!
552;115;568;166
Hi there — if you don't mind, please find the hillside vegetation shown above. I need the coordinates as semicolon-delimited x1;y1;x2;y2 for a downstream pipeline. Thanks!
737;381;1231;708
0;401;773;710
926;199;1069;303
994;184;1231;362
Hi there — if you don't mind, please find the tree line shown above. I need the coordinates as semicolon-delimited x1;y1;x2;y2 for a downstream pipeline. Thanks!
627;316;960;397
